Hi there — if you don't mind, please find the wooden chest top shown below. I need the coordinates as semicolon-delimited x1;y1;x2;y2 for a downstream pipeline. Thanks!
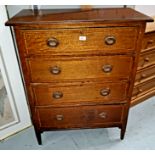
5;8;153;26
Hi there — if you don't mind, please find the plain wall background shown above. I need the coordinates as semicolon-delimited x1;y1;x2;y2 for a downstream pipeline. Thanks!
135;5;155;16
6;5;155;19
7;5;133;18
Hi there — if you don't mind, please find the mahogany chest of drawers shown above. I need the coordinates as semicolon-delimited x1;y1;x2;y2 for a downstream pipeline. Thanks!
6;8;152;144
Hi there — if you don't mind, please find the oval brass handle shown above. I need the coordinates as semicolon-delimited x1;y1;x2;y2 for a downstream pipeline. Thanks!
135;88;143;96
53;91;63;99
138;88;143;93
144;57;150;62
47;37;59;47
99;112;107;119
105;36;116;45
49;66;61;75
100;88;110;96
56;115;64;121
102;64;113;73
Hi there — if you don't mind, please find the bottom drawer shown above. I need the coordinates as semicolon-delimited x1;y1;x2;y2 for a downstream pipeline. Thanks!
132;77;155;98
36;105;123;129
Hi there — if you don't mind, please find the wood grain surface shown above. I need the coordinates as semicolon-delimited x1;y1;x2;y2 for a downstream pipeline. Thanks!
36;105;123;129
22;27;138;55
32;81;128;106
6;8;151;144
5;8;153;26
141;31;155;51
131;30;155;106
28;56;133;83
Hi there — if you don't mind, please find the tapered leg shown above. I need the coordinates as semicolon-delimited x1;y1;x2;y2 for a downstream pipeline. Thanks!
120;125;127;140
36;131;42;145
120;103;130;140
35;130;42;145
120;129;125;140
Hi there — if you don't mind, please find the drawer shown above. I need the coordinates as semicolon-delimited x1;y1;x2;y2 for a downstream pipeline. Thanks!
142;32;155;51
23;27;138;56
138;49;155;69
132;77;155;97
36;105;123;128
135;65;155;83
32;81;128;106
28;56;133;82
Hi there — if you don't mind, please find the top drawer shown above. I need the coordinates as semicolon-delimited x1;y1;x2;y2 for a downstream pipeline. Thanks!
22;27;138;56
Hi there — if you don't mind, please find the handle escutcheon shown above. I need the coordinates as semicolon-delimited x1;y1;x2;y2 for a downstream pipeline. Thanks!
102;64;113;73
49;66;61;75
141;73;147;78
144;57;150;62
138;88;143;93
53;91;63;99
105;36;116;45
99;112;107;119
100;88;110;96
47;37;59;47
56;115;64;121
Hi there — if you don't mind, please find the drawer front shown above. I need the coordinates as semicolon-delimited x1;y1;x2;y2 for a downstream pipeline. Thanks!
28;56;133;82
23;27;138;56
138;49;155;69
37;105;123;128
133;77;155;97
32;82;128;106
142;32;155;51
135;65;155;83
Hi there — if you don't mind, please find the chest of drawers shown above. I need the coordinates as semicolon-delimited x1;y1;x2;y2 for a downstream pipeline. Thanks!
6;8;152;145
131;30;155;106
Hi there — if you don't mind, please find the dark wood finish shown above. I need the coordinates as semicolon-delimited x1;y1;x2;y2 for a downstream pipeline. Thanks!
32;81;128;106
28;56;133;83
36;105;123;129
6;8;152;145
35;130;42;145
5;8;153;26
21;27;138;56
